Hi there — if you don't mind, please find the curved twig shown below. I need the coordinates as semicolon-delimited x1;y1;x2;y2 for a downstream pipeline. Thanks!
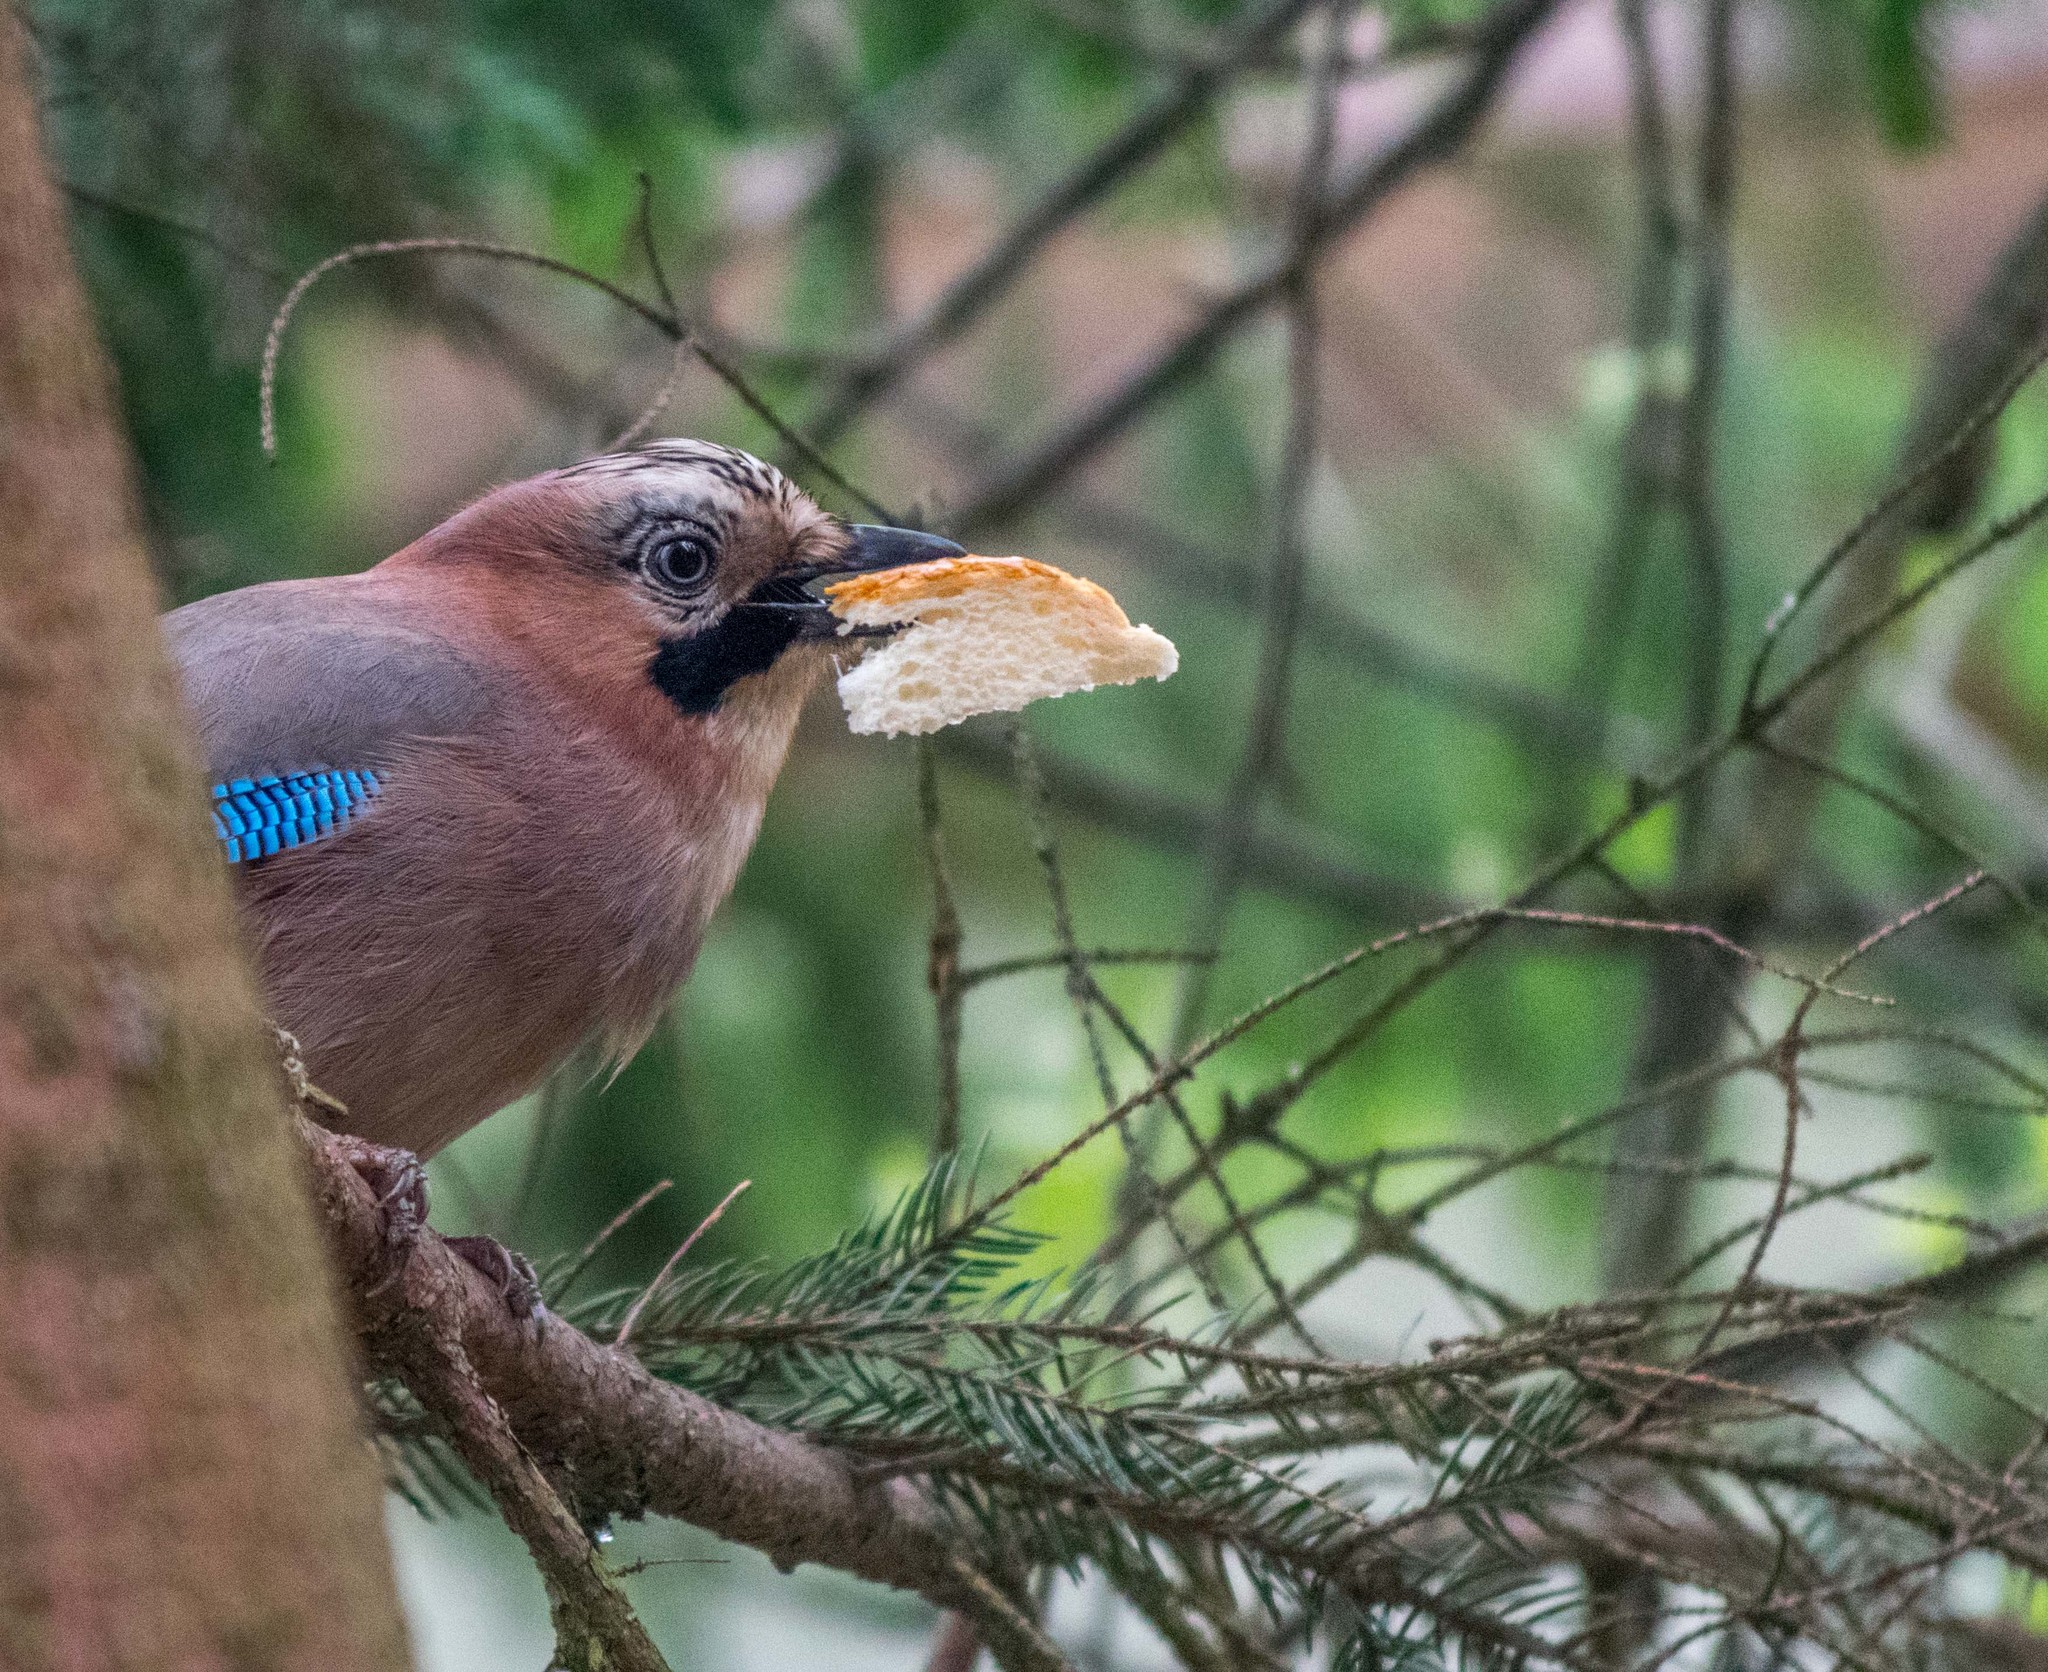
258;233;894;520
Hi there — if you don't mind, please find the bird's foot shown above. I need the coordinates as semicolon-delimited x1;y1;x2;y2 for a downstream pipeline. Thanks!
325;1135;541;1319
329;1133;430;1271
447;1235;543;1322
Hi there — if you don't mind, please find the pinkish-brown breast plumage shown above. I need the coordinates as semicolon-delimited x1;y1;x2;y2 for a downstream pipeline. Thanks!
161;441;915;1156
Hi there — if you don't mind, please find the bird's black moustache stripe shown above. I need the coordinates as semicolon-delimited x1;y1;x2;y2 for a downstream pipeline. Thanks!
648;522;959;714
648;606;805;715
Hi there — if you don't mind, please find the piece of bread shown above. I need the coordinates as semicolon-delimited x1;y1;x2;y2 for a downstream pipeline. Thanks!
825;555;1177;737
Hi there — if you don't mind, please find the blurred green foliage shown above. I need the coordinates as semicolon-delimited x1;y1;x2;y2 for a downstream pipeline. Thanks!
34;0;2046;1270
30;0;2048;1654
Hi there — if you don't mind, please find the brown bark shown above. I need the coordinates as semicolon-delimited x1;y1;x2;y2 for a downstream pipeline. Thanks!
0;18;413;1672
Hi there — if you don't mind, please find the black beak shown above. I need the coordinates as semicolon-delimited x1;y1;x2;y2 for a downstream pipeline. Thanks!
837;524;967;575
737;523;967;640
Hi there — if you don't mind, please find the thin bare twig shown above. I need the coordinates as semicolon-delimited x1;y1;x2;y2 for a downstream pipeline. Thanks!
919;740;967;1155
937;726;1446;922
1597;0;1742;1305
1008;725;1230;1313
61;177;291;279
1166;0;1346;1056
1750;483;2048;733
804;0;1324;444
1676;0;1737;787
1686;871;1987;1357
551;1178;675;1301
629;169;678;321
1552;0;1681;813
947;0;1565;533
1737;278;2048;727
615;1178;752;1350
603;334;691;453
957;947;1208;991
257;232;895;521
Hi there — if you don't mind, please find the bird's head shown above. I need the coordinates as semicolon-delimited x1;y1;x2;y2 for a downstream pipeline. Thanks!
396;439;961;748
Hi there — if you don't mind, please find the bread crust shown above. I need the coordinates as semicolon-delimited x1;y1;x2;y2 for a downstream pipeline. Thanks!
825;555;1125;624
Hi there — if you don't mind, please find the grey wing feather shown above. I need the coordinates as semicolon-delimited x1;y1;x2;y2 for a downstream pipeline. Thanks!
163;578;500;779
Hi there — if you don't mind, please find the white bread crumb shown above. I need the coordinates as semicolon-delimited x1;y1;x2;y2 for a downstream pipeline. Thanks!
825;555;1177;737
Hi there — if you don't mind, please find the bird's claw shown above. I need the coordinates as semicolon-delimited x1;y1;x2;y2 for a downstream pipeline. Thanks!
331;1134;430;1270
331;1136;541;1320
447;1235;543;1322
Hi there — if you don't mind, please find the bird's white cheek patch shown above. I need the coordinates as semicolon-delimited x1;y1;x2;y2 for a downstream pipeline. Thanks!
825;556;1176;738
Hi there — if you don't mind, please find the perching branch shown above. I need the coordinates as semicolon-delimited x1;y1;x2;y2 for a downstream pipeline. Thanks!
368;1254;674;1672
302;1116;1078;1672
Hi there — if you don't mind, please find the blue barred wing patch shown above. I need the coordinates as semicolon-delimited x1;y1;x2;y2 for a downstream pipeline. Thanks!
211;769;383;863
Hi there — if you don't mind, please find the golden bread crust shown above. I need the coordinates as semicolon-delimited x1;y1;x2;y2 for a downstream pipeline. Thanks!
825;555;1128;625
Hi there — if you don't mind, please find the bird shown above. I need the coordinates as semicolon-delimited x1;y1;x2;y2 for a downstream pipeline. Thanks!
165;440;959;1283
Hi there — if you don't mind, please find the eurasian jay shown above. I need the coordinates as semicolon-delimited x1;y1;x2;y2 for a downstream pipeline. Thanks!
167;440;959;1173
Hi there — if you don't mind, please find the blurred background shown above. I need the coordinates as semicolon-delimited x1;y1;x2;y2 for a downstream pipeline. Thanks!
26;0;2048;1661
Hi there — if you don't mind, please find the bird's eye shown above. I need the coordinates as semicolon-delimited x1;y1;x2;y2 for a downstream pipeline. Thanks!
646;535;713;592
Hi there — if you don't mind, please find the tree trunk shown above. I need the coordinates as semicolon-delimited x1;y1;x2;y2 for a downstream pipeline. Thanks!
0;18;414;1671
